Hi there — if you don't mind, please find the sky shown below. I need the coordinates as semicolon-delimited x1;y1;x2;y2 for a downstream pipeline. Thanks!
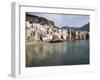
27;12;90;28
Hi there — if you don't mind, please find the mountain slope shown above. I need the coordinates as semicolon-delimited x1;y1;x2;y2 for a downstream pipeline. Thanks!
78;23;89;31
62;23;89;31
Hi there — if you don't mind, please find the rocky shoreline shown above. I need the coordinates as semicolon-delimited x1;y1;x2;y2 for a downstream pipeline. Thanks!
26;13;89;43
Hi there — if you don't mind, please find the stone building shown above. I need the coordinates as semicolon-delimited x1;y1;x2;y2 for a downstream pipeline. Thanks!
25;14;89;43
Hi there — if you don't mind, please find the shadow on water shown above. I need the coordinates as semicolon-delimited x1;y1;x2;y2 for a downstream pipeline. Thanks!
26;40;89;67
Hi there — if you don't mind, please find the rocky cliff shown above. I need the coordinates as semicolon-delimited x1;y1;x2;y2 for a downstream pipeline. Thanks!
26;14;55;27
26;13;89;43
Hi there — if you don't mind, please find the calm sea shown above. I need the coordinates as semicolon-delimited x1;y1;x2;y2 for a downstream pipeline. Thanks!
26;40;89;67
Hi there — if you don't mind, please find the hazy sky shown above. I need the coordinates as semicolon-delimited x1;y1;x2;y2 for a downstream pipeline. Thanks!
27;12;89;28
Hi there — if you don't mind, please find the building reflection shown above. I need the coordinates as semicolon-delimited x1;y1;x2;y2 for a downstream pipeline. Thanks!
26;42;68;66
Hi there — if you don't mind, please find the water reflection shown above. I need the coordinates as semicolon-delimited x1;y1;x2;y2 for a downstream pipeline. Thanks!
26;40;89;67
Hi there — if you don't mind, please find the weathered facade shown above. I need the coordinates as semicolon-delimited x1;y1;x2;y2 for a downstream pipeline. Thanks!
26;14;89;43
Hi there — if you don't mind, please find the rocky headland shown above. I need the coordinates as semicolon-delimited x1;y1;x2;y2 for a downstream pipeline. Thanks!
25;13;89;43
